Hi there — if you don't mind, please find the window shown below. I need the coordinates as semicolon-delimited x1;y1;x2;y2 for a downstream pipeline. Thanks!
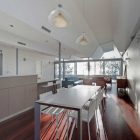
77;62;88;75
55;63;63;79
104;61;121;76
94;61;103;75
65;63;75;76
54;59;122;78
90;61;95;75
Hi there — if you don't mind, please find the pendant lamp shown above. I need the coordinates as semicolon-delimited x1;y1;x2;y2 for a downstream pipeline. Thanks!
76;0;89;46
76;32;88;46
48;4;70;28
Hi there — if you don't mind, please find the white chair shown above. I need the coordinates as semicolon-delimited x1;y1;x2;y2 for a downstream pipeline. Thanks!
39;91;65;139
83;88;104;138
84;88;105;139
69;98;97;140
97;88;105;116
93;88;105;136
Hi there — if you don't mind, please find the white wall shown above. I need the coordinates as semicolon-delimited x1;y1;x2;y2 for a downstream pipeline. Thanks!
0;43;55;81
0;44;16;75
123;30;140;114
18;49;55;81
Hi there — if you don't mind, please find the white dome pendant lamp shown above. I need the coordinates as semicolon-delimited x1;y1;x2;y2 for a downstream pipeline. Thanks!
76;0;89;46
48;2;70;28
76;32;89;46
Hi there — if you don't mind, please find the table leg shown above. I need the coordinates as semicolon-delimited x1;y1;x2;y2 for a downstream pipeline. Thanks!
35;102;41;140
77;109;82;140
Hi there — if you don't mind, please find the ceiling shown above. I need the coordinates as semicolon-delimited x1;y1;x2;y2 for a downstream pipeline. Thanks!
0;0;140;58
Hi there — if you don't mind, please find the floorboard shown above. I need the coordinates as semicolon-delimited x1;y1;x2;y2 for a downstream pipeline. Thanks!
0;83;140;140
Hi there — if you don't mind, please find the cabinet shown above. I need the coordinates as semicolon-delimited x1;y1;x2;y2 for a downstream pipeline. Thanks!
0;75;37;122
117;77;128;91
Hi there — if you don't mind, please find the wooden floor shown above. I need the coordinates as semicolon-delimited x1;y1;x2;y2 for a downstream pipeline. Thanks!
0;83;140;140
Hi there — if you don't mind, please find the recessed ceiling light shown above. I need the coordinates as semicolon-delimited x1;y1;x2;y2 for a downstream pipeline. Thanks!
9;25;14;28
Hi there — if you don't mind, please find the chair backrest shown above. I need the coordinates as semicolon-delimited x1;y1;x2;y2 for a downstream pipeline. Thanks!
47;82;53;86
96;88;103;109
97;88;105;106
88;98;97;121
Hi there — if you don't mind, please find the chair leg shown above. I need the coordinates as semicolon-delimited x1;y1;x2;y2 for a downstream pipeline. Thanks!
100;103;103;117
95;109;100;134
75;118;78;128
73;112;77;128
95;117;99;140
56;115;59;140
67;111;69;140
87;122;91;140
103;98;105;111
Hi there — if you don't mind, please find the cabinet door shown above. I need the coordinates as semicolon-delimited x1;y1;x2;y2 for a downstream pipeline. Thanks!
9;87;25;115
0;89;9;119
25;84;37;108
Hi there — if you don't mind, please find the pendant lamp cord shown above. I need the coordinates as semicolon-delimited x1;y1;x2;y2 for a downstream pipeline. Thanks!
57;0;62;6
83;0;86;34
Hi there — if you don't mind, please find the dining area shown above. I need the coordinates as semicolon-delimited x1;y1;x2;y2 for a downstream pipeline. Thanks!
35;84;105;140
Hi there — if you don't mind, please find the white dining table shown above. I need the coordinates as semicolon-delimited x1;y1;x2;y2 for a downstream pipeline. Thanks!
34;85;101;140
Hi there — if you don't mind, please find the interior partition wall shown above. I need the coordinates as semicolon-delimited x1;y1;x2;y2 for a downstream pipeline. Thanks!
0;50;2;75
54;58;123;79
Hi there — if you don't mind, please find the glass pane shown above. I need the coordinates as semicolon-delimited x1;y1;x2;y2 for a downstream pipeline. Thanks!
55;63;63;79
112;61;121;75
77;62;88;75
104;61;121;76
90;62;95;75
65;63;74;76
95;61;103;75
55;64;59;79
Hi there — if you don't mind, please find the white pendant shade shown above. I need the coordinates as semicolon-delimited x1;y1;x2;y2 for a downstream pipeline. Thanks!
76;33;89;46
48;6;70;28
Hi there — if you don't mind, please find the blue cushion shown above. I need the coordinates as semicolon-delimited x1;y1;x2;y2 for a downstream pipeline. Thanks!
65;76;79;82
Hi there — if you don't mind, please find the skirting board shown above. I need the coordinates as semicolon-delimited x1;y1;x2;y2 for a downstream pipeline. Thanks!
0;106;34;123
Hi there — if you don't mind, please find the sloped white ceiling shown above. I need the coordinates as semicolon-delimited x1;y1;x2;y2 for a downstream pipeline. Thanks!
112;0;140;51
76;0;113;45
0;0;139;57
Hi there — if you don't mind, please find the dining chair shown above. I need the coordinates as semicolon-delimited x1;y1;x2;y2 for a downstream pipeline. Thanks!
86;88;104;139
68;97;97;140
97;88;105;117
92;88;105;138
40;91;65;139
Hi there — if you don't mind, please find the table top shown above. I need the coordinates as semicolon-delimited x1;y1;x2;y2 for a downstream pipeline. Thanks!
36;85;101;110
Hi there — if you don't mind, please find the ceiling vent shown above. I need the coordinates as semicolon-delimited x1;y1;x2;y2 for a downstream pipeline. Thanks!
41;26;51;33
17;41;26;46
